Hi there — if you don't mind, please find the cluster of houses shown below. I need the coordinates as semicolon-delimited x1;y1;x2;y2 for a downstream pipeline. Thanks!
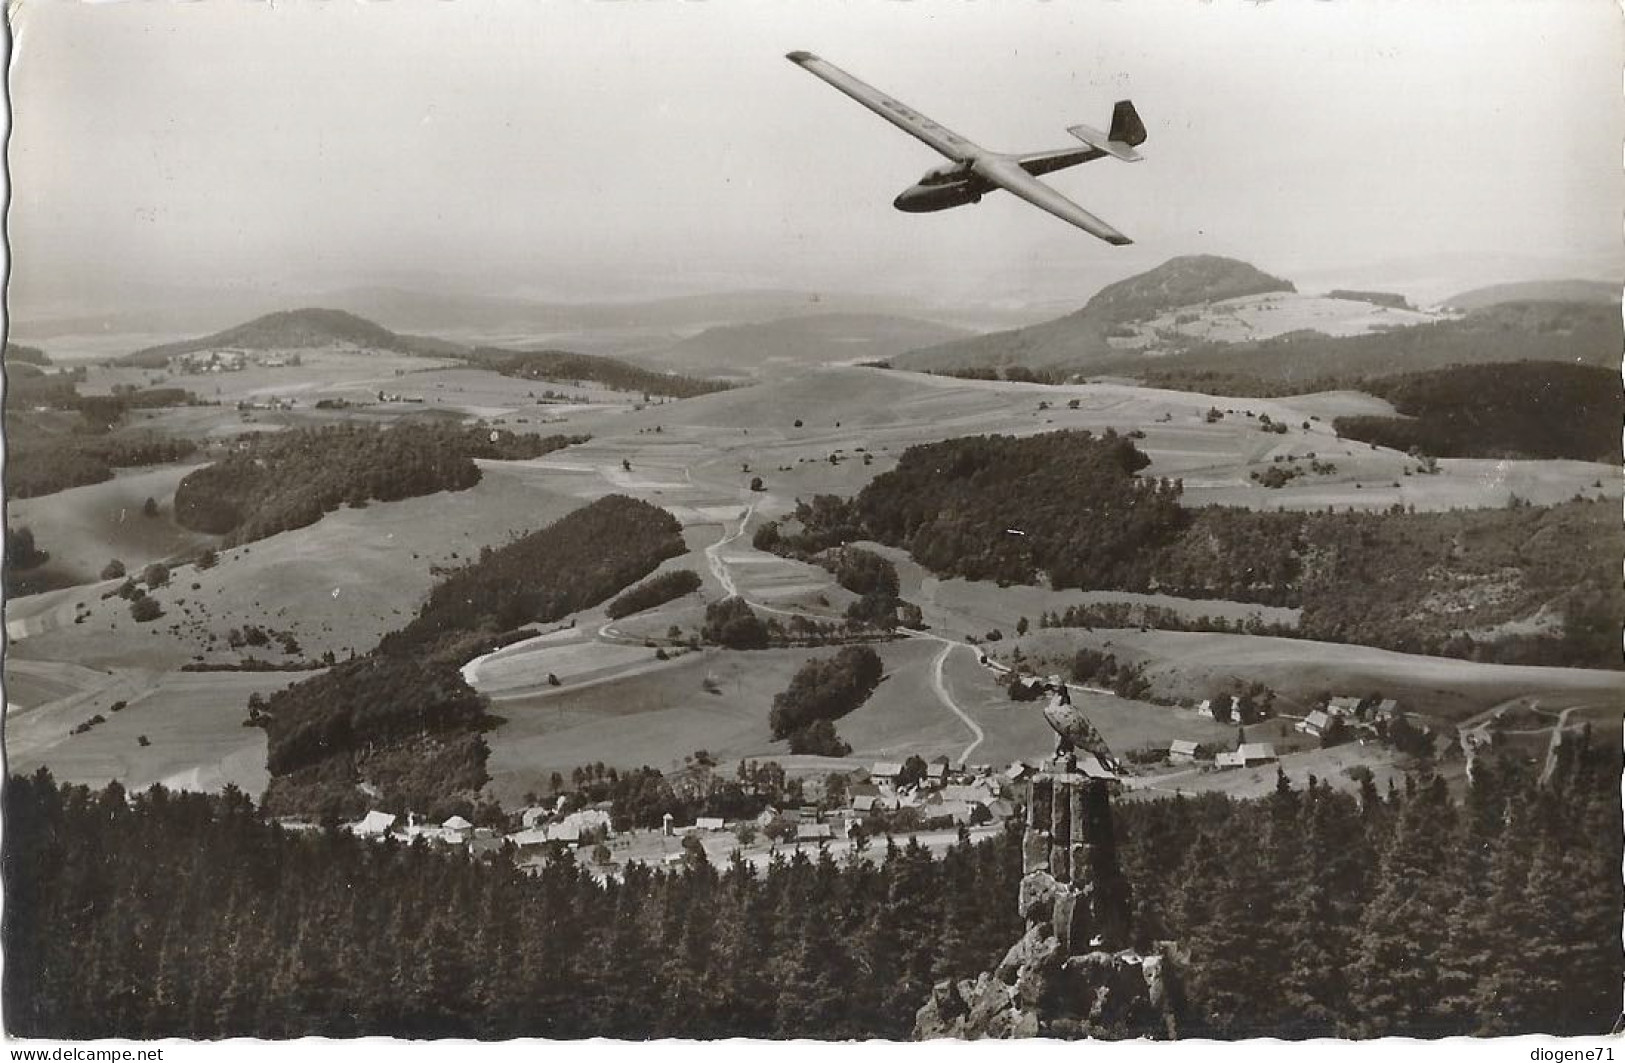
1295;696;1400;740
344;805;616;859
1166;739;1279;770
342;757;1077;866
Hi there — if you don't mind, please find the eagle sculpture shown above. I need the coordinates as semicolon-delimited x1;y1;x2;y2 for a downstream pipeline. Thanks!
1040;681;1122;776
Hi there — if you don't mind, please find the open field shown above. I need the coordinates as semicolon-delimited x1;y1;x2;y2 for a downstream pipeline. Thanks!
479;639;967;805
6;463;220;585
1121;742;1414;802
11;360;1618;805
7;460;592;670
6;668;286;794
1006;628;1625;725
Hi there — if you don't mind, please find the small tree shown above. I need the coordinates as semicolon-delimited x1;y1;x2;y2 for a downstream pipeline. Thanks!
142;563;171;589
142;497;160;518
749;476;765;492
130;597;164;623
101;559;127;581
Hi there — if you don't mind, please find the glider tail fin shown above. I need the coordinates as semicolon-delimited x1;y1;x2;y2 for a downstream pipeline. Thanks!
1067;100;1146;161
1109;100;1146;147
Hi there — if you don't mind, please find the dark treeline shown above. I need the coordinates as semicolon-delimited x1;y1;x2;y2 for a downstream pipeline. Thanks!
173;423;586;544
1115;739;1621;1037
255;656;492;819
5;341;51;366
384;495;686;660
7;432;200;500
259;496;688;817
855;430;1186;589
6;736;1618;1040
769;645;885;755
790;430;1622;668
2;768;1024;1041
6;373;203;499
1332;362;1623;463
466;347;734;400
604;569;703;620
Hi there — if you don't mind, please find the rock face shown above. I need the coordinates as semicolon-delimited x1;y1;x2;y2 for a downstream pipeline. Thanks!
914;772;1182;1040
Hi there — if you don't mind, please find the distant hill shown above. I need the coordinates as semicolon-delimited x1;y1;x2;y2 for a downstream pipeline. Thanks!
1082;255;1296;324
634;313;974;378
1443;279;1619;310
118;308;465;367
1134;301;1624;388
895;255;1619;384
464;347;734;399
894;255;1296;372
5;342;52;367
1327;289;1412;310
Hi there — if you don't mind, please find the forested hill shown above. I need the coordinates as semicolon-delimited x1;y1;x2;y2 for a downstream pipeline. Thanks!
119;308;463;366
258;495;687;818
894;255;1295;371
172;423;586;546
1078;255;1296;323
1332;362;1623;462
464;347;734;399
5;342;52;366
382;494;687;660
799;430;1623;668
6;736;1618;1039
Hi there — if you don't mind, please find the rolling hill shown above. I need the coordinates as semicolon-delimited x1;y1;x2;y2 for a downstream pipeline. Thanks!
892;255;1299;372
118;308;466;367
1443;279;1620;310
632;312;974;378
894;255;1621;384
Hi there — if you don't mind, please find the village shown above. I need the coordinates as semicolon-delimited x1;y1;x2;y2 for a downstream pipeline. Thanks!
329;688;1419;877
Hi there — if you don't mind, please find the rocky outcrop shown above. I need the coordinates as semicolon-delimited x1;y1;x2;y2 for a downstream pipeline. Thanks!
914;771;1183;1040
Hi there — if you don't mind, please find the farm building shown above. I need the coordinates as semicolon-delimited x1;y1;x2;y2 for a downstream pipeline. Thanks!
350;811;397;837
797;823;834;842
1326;697;1362;718
1238;743;1277;766
695;817;727;832
870;761;905;785
1297;710;1332;737
509;828;551;854
1214;751;1245;770
441;815;474;842
1168;739;1200;764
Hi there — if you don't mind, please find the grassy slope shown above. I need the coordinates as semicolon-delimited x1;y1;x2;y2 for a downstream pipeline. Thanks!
5;463;219;586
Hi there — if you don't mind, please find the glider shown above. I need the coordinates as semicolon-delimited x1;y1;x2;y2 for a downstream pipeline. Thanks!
787;51;1145;246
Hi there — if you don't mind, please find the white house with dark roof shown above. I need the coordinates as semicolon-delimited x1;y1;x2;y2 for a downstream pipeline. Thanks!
1297;710;1332;737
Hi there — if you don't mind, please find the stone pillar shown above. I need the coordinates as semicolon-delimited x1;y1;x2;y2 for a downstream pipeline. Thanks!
1048;776;1071;882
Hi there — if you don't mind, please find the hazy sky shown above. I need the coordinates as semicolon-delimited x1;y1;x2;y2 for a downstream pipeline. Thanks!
8;0;1623;318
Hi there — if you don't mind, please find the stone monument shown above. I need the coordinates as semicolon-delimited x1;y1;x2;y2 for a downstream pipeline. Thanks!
913;684;1182;1039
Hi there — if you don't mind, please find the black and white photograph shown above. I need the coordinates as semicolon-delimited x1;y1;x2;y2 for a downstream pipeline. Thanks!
2;0;1621;1048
